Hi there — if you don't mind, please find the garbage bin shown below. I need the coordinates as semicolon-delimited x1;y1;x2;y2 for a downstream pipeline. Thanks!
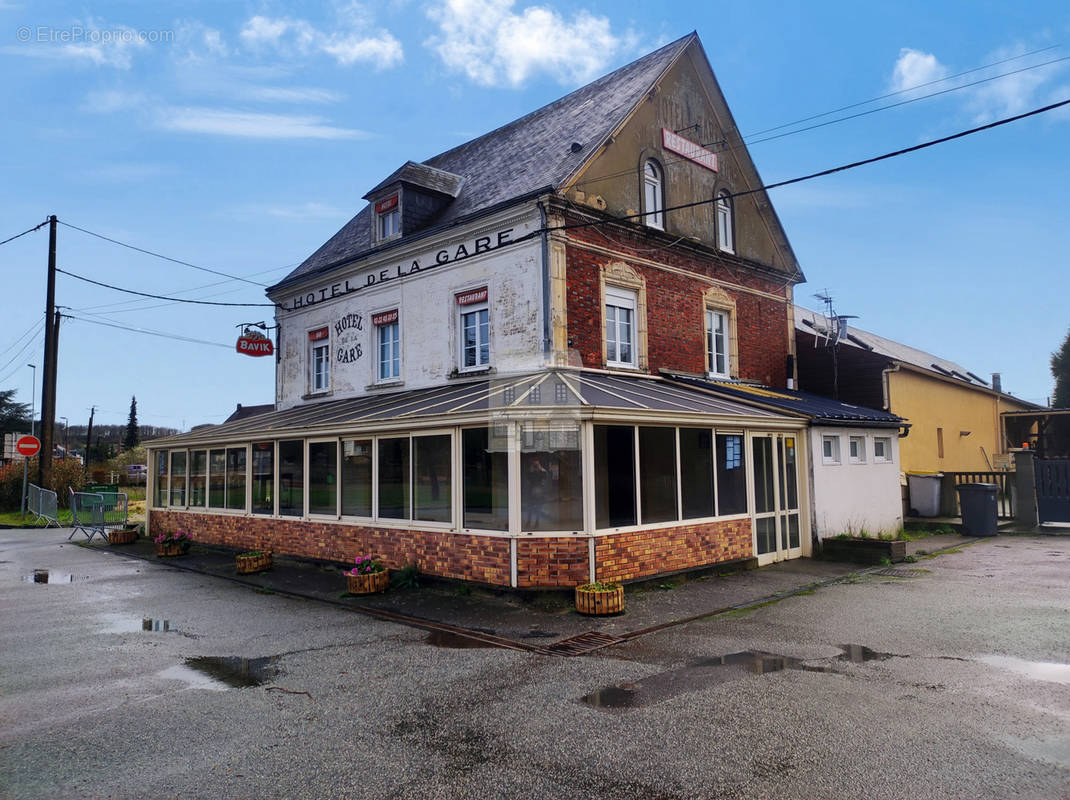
956;482;999;536
907;472;943;517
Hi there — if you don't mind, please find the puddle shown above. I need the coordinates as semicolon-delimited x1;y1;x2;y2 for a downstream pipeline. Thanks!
157;664;231;692
182;656;278;687
582;645;895;710
425;630;499;649
100;614;178;634
23;569;87;584
980;655;1070;685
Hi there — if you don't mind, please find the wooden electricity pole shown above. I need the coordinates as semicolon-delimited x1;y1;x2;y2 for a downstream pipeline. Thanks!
38;215;58;490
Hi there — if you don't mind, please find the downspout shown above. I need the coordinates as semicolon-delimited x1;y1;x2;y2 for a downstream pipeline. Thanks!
538;199;552;360
882;362;911;438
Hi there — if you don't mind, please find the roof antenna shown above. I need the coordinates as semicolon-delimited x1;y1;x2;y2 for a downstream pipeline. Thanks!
812;290;857;401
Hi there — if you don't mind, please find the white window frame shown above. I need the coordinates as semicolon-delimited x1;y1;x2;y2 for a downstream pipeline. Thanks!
309;330;330;394
822;435;841;465
706;309;729;378
873;436;891;463
848;435;866;464
376;317;401;383
716;191;734;253
458;301;490;371
374;194;401;244
643;160;664;230
605;286;637;368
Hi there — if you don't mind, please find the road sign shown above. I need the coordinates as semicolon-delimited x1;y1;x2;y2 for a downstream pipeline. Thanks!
16;435;41;457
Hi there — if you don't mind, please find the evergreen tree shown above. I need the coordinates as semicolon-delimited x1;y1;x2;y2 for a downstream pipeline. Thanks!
0;388;31;435
1052;327;1070;408
123;396;140;450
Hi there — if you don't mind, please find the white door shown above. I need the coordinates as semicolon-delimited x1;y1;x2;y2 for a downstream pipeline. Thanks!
751;433;802;565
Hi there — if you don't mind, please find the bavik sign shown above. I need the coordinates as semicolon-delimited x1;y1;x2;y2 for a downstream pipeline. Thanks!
16;435;41;457
236;331;274;357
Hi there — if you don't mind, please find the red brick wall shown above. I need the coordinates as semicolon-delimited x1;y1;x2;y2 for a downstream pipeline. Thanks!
150;511;511;586
516;537;589;588
595;518;753;583
564;228;791;387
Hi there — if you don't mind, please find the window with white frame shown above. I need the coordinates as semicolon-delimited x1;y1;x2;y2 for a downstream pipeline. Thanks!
643;160;664;229
309;327;330;393
457;287;490;370
605;286;637;367
374;194;400;242
716;191;733;253
706;309;729;378
848;435;866;463
373;310;400;381
873;436;891;463
822;434;841;464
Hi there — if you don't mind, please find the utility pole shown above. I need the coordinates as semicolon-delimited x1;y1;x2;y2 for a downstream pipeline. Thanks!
84;406;94;483
38;215;58;490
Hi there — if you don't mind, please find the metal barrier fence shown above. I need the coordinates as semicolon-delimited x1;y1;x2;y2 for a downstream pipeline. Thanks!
26;483;59;527
949;471;1015;519
68;489;128;542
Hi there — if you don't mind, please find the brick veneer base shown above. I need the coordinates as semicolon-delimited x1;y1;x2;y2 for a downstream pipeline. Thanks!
150;512;754;589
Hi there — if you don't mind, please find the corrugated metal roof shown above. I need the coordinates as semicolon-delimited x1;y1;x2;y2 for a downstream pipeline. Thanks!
147;370;790;448
663;372;904;427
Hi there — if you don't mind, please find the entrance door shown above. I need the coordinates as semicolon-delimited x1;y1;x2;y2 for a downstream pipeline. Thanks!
751;433;802;565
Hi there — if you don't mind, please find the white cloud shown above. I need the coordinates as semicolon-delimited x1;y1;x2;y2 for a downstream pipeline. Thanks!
889;48;948;95
84;88;147;113
426;0;634;88
247;86;343;104
4;21;150;68
962;44;1067;122
232;201;349;221
157;107;370;139
239;12;402;69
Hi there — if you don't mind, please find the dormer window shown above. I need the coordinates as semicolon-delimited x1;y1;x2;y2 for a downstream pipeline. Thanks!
375;194;400;242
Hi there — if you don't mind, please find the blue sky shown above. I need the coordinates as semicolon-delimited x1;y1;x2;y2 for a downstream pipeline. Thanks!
1;0;1068;432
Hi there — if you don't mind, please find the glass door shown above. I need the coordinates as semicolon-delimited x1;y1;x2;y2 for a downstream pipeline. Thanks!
750;433;803;564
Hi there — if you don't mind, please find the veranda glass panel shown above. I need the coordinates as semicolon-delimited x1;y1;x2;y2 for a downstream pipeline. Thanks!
594;425;636;528
278;440;304;517
169;451;187;506
153;450;168;508
226;447;246;511
679;428;715;519
756;516;776;555
308;441;337;516
251;442;274;515
461;427;508;530
716;434;747;515
639;427;678;524
378;437;410;519
189;450;207;507
341;439;372;517
520;424;583;531
414;435;451;523
752;437;775;514
208;449;226;508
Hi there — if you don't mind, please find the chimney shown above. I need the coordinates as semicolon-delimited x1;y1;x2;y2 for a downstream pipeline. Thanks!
991;373;1002;393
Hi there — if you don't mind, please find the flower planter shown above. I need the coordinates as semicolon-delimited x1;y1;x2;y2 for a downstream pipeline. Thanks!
235;552;273;574
575;584;625;616
347;570;389;595
821;537;906;565
108;526;138;545
155;543;187;558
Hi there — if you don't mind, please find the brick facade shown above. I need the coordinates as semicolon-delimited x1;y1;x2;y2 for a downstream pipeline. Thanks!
564;225;791;387
515;537;589;588
594;518;753;583
150;511;511;586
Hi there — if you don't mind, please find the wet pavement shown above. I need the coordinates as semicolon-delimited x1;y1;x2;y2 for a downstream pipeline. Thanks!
3;526;1068;800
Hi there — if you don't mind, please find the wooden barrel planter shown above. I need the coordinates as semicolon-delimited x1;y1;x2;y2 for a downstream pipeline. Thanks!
235;551;273;574
575;582;625;616
155;543;186;558
347;570;389;595
108;526;138;545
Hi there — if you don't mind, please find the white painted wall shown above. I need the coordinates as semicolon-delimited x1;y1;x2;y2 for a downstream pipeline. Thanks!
809;426;903;538
271;206;544;410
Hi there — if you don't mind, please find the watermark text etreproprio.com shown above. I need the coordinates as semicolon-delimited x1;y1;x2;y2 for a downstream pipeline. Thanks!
15;26;175;45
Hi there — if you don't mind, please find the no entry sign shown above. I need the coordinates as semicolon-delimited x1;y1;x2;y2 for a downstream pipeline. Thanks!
16;435;40;457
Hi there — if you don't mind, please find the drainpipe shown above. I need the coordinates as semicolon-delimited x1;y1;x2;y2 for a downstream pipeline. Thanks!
881;362;900;412
538;199;551;361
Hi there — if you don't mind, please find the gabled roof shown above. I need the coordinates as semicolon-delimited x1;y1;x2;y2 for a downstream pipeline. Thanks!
270;33;696;291
795;306;992;389
362;161;464;200
663;371;905;428
224;403;275;424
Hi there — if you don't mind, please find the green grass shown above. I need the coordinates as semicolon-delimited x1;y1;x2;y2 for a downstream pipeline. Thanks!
0;509;74;526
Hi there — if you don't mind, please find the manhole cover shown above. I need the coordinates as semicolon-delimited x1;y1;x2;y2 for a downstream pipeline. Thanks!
876;568;926;578
547;631;625;656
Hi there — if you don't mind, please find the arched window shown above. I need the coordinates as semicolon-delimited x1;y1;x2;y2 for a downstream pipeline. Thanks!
716;191;733;252
643;160;664;229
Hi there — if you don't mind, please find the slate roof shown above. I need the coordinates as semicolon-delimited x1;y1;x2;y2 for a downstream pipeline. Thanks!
270;33;696;292
223;403;276;424
147;369;790;448
794;306;992;389
363;161;463;200
663;371;905;428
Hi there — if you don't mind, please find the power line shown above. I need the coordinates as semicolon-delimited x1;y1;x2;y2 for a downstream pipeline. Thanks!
743;43;1061;138
0;327;45;385
57;219;271;288
0;219;49;247
0;319;44;359
65;313;232;349
56;267;280;308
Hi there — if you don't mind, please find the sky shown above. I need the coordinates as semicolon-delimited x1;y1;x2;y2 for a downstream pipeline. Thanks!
1;0;1068;434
